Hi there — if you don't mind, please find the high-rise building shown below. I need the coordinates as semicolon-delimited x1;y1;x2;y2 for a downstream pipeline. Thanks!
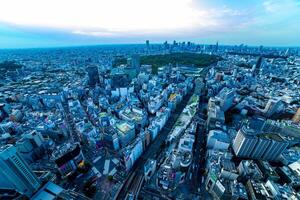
215;41;219;52
86;65;100;87
217;87;236;112
262;135;289;161
250;137;270;159
145;40;150;49
252;56;263;75
263;98;285;118
131;54;140;73
0;145;41;197
232;126;258;158
233;126;288;161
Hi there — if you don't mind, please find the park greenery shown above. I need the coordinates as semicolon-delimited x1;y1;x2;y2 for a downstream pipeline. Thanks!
114;53;221;74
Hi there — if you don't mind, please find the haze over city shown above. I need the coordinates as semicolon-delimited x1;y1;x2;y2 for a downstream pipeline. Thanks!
0;0;300;48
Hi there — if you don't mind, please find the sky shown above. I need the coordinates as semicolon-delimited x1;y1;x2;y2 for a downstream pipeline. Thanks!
0;0;299;48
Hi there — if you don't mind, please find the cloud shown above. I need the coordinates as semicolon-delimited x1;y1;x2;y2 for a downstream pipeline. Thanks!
0;0;299;47
0;0;253;36
263;0;300;13
0;0;209;32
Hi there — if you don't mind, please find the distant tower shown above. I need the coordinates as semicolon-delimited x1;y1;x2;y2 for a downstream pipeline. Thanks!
146;40;150;49
131;54;141;73
163;41;169;49
252;56;263;75
285;48;290;56
86;65;100;87
259;45;264;52
0;145;41;197
215;41;219;52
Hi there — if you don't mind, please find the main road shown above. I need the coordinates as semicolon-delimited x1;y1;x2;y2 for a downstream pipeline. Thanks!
114;88;195;200
114;62;217;200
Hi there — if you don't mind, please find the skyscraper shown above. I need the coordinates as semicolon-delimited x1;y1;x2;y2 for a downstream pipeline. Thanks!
252;56;263;75
86;65;100;87
145;40;150;49
233;126;288;161
262;135;289;161
131;54;140;74
0;145;41;197
232;126;258;158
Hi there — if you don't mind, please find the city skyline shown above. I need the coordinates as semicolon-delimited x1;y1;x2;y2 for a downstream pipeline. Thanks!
0;0;300;48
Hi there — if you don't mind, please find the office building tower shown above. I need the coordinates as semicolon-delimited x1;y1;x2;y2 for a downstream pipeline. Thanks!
131;54;140;73
252;56;263;75
0;145;41;197
263;98;285;118
262;135;289;161
232;126;258;158
250;137;270;159
233;126;288;161
217;87;236;112
86;65;100;87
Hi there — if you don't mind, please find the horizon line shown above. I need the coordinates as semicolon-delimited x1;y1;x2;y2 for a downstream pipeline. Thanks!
0;42;299;51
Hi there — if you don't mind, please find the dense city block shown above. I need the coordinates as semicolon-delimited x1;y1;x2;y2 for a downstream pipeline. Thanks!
0;42;300;200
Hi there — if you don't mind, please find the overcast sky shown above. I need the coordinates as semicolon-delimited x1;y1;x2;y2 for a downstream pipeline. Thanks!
0;0;299;48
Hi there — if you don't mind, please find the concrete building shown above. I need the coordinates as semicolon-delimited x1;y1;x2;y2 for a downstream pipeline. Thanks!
207;102;225;130
263;98;285;118
207;130;230;150
238;160;264;181
233;126;288;161
206;173;226;200
261;134;289;161
0;145;41;197
119;106;147;129
217;87;236;112
114;121;135;147
86;65;100;87
52;143;84;178
232;127;258;158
